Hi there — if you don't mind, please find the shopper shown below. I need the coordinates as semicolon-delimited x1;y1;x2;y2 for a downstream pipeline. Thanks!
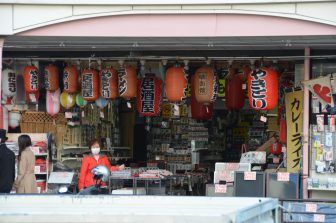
13;134;38;193
78;139;125;191
0;129;16;193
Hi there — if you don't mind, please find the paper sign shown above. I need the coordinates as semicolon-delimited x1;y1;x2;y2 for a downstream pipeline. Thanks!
306;203;317;213
273;157;280;164
277;172;290;182
100;111;105;118
215;184;227;193
244;171;256;181
314;214;325;222
34;166;41;174
29;94;37;103
65;112;72;119
81;111;85;118
326;133;333;147
260;116;267;122
30;146;40;155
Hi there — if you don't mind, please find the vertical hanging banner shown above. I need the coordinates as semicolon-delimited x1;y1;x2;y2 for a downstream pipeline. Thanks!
285;90;303;173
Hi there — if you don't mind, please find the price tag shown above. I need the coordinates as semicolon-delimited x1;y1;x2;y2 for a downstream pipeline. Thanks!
30;146;40;155
306;203;317;213
34;166;41;174
81;111;85;118
314;214;325;222
273;157;280;164
65;112;72;119
244;171;256;181
260;116;267;122
173;104;180;116
215;184;227;194
29;94;37;103
242;84;247;90
277;172;290;182
100;111;105;118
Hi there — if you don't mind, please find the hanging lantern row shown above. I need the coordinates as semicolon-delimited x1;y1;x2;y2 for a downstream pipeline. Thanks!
3;61;280;118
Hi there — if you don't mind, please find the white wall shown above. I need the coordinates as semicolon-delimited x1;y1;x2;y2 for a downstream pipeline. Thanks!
1;0;336;35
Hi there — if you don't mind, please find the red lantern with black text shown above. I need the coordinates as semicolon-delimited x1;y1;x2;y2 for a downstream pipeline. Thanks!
99;67;118;99
193;66;217;104
23;65;40;102
165;66;187;102
63;66;78;94
191;75;213;120
118;65;137;100
279;119;287;144
81;69;99;102
225;68;245;110
136;75;162;117
44;64;59;92
270;142;282;155
248;67;278;110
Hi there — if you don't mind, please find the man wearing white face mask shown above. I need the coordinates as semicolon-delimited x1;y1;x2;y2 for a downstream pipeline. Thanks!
78;139;125;191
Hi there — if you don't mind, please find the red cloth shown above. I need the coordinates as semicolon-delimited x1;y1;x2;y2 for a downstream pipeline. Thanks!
78;155;119;190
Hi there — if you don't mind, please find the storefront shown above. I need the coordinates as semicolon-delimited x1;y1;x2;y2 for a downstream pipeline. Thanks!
1;0;336;204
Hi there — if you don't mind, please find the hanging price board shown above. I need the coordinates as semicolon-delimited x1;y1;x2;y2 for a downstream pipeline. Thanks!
244;171;256;181
306;203;317;213
215;184;227;193
277;172;290;182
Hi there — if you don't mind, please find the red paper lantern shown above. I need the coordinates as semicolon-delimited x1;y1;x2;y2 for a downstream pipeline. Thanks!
23;65;39;94
63;66;78;94
118;65;137;100
193;66;217;104
136;74;162;117
279;119;287;144
270;142;282;155
225;68;245;110
81;69;99;102
165;66;187;102
247;67;278;110
99;67;119;99
191;75;213;120
44;64;59;92
23;65;40;102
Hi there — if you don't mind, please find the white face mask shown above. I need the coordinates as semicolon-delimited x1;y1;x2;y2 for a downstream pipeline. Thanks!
91;147;100;155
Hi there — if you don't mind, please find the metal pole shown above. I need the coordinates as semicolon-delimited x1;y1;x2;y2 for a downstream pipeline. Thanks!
302;47;310;199
0;38;4;99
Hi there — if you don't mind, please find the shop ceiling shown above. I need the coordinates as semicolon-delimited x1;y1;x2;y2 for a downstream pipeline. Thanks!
3;35;336;60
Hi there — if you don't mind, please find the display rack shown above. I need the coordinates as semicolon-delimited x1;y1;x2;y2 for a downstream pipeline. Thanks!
6;133;50;194
308;125;336;197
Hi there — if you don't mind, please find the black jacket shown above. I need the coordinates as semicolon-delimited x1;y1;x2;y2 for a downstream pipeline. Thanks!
0;143;16;193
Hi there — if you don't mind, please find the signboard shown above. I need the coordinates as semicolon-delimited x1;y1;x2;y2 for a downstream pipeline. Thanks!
285;90;303;173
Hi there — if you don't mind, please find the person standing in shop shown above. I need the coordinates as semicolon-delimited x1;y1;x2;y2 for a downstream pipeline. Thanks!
0;129;16;193
13;134;38;193
78;139;125;191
